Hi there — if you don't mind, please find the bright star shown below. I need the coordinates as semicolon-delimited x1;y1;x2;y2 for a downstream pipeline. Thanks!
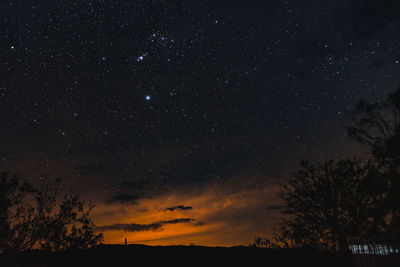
145;95;151;101
136;52;148;62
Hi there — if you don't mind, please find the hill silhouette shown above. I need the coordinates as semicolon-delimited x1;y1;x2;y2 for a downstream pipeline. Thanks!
0;244;354;267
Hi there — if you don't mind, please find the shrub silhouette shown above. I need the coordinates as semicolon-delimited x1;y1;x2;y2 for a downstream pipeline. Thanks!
348;87;400;229
270;88;400;251
274;159;386;251
0;173;103;253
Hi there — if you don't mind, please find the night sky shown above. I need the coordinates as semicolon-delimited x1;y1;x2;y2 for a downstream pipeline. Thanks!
1;0;400;246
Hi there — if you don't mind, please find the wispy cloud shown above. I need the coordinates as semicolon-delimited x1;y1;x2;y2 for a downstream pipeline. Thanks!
97;218;196;232
165;205;193;212
107;193;141;204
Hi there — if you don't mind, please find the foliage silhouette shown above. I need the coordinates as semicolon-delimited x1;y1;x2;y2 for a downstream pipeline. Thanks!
348;87;400;229
250;237;280;249
270;88;400;251
274;159;386;251
0;173;103;253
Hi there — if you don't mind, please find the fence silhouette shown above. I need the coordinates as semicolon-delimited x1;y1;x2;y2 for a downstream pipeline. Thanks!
349;232;400;267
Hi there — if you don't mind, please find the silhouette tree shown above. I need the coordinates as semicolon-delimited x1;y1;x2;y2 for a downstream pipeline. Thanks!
250;237;280;248
348;87;400;228
0;173;103;253
275;160;386;251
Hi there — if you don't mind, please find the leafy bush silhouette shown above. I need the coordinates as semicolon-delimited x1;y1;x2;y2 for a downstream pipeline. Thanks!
348;87;400;229
0;173;103;253
271;88;400;251
274;159;386;251
250;237;280;248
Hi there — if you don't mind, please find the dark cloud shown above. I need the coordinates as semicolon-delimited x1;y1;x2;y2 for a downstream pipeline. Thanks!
123;180;151;190
124;180;148;187
160;218;195;224
154;140;265;187
97;218;196;232
329;0;400;41
107;193;140;204
165;205;193;212
105;180;153;204
74;164;106;175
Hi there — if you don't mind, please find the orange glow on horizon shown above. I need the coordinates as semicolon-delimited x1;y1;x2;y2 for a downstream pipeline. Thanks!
92;176;282;247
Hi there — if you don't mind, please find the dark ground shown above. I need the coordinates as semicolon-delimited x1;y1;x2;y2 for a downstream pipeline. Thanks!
0;245;355;267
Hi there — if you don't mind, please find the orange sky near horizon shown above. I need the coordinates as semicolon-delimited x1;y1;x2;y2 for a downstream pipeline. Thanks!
91;176;282;247
2;133;363;247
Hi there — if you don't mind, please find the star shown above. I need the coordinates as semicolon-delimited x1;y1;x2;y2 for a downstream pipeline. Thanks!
136;53;148;62
145;95;151;101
